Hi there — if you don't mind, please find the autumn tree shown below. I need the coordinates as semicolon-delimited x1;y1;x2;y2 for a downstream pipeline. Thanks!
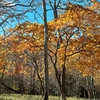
0;0;100;100
48;2;100;100
7;2;100;99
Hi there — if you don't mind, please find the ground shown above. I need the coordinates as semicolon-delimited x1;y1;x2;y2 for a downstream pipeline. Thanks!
0;94;89;100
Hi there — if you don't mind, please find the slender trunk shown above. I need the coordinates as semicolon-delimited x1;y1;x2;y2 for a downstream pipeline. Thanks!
86;76;92;100
36;69;44;96
42;0;49;100
53;62;66;100
33;57;44;96
29;70;35;95
54;0;58;18
60;65;66;100
87;89;92;100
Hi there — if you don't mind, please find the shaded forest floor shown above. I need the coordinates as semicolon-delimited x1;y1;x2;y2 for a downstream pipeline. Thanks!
0;94;90;100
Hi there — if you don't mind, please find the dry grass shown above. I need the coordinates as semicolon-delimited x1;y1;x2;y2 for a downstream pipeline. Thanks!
0;94;89;100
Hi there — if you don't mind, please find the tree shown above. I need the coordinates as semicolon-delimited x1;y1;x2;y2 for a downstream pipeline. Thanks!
42;0;49;100
0;1;100;100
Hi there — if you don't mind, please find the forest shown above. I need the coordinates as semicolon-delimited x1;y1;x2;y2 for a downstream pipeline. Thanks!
0;0;100;100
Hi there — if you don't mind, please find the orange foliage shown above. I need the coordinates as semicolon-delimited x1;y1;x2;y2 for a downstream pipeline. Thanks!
0;3;99;77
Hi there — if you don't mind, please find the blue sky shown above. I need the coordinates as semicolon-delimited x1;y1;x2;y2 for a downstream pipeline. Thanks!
0;0;100;35
21;0;100;24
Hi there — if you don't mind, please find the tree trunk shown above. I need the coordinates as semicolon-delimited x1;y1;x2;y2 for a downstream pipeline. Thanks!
54;0;58;18
86;76;93;100
42;0;49;100
87;89;92;100
60;65;66;100
36;67;44;96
